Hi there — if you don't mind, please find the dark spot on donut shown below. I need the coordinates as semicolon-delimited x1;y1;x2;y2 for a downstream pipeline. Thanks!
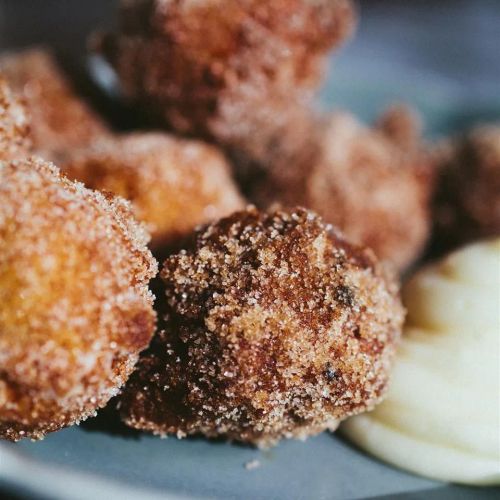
335;284;355;307
324;363;337;381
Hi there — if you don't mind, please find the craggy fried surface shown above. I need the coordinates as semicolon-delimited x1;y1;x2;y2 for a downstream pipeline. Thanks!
99;0;431;271
0;48;110;158
217;93;319;188
102;0;355;136
250;107;434;271
0;76;32;160
120;207;404;447
60;132;245;248
434;125;500;246
0;158;157;441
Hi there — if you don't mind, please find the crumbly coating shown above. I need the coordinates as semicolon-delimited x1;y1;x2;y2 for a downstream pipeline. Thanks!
251;107;434;271
120;207;404;447
102;0;355;136
60;132;245;248
0;49;110;158
217;92;320;187
434;124;500;246
0;158;158;441
0;76;32;160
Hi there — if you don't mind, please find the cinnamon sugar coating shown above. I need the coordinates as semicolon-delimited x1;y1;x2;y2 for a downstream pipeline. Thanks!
251;107;434;271
0;158;157;441
120;207;404;447
60;132;245;248
101;0;355;136
434;124;500;246
0;76;32;160
0;49;110;158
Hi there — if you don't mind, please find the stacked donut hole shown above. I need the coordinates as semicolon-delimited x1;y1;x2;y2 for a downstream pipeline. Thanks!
59;133;246;250
0;157;158;441
433;125;500;248
119;207;405;446
246;105;434;271
102;0;356;137
0;49;111;159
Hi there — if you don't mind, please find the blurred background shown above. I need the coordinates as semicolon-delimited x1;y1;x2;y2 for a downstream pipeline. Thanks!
0;0;499;136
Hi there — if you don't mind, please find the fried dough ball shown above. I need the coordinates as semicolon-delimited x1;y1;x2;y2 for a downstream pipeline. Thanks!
251;107;434;271
0;49;110;158
434;125;500;246
102;0;355;136
120;207;404;447
0;76;31;160
0;158;157;441
60;132;245;248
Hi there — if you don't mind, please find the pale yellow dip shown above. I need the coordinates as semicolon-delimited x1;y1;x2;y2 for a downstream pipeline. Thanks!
342;238;500;485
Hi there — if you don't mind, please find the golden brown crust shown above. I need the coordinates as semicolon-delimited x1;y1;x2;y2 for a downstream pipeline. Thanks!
0;48;110;158
102;0;355;136
250;106;434;271
0;157;158;441
433;125;500;246
120;207;404;446
59;132;245;248
0;76;32;160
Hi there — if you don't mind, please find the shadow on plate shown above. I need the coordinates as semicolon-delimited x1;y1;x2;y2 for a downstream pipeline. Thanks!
80;400;141;439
